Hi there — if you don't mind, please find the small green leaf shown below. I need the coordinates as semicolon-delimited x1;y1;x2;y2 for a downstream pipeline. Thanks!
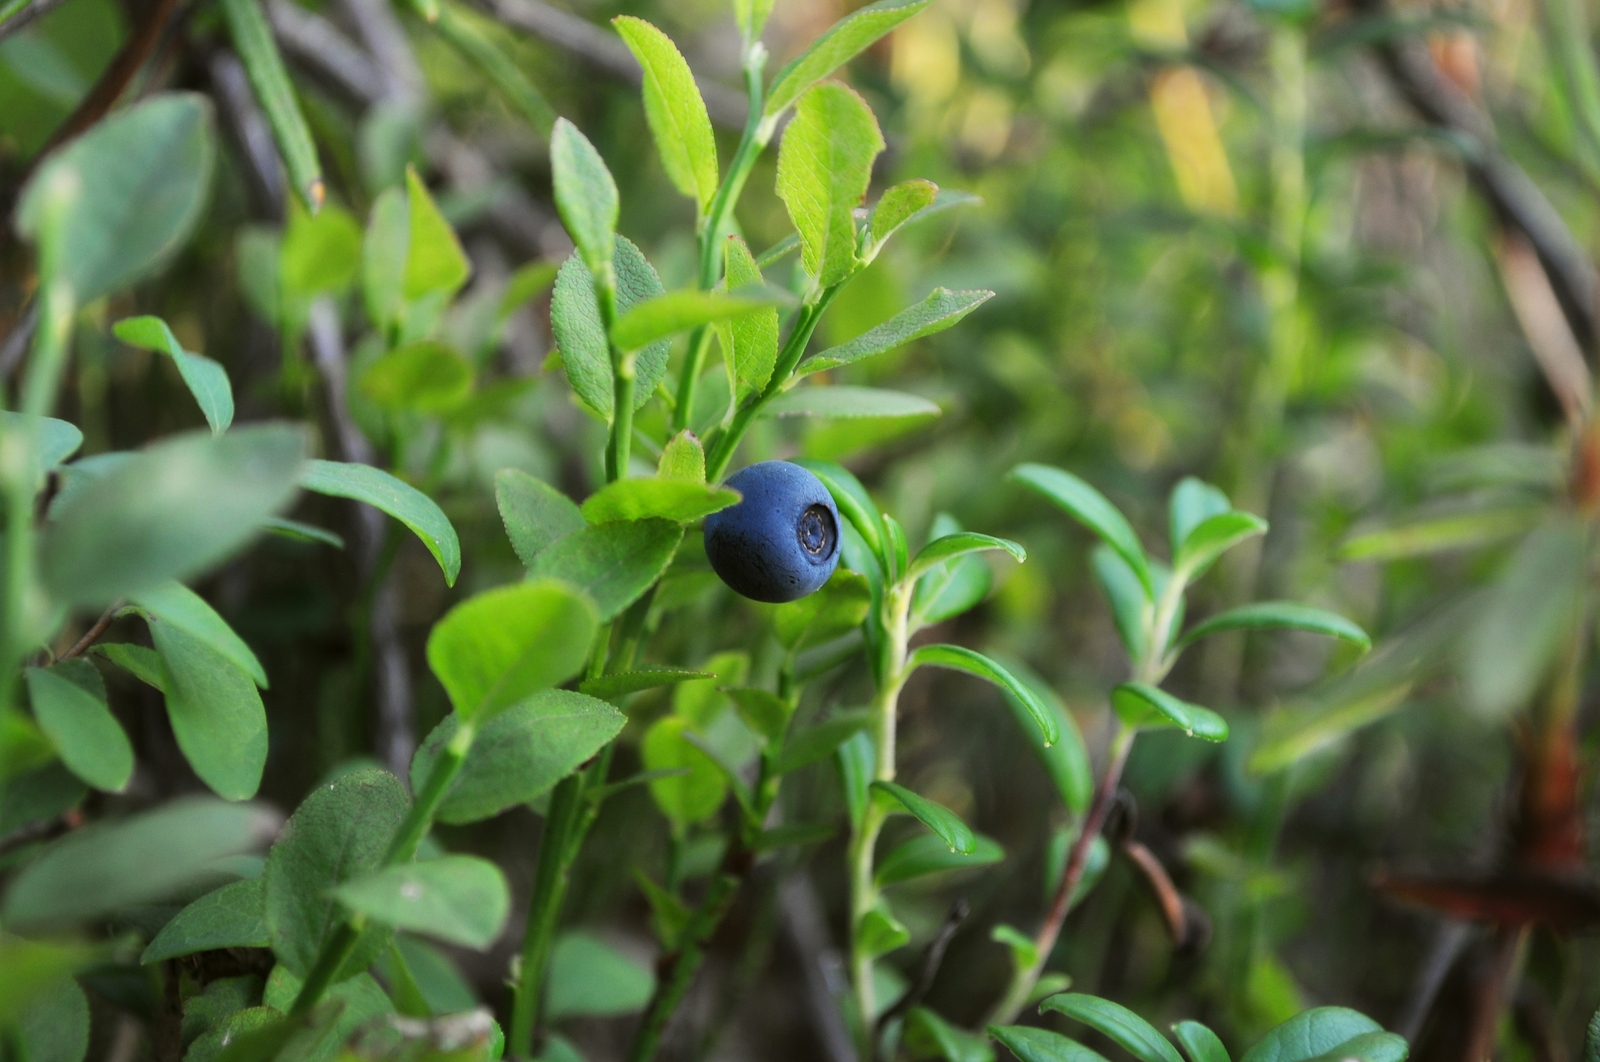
580;667;713;701
141;878;268;963
721;236;779;402
17;976;89;1062
867;179;938;252
763;0;931;118
907;645;1060;747
614;16;718;213
426;580;600;720
1172;1022;1231;1062
722;687;792;746
659;431;707;482
775;82;884;288
551;238;671;417
1247;682;1412;776
734;0;775;41
1091;546;1149;662
528;518;683;621
1168;477;1231;558
403;166;471;300
1298;1033;1408;1062
280;202;362;295
219;0;322;210
763;385;941;419
0;412;82;484
773;710;872;775
333;855;509;949
991;923;1038;971
837;730;874;828
1239;1008;1390;1062
911;513;994;628
876;832;1002;886
495;469;585;567
130;580;267;687
25;662;132;794
870;780;976;853
1010;463;1152;598
582;478;741;524
546;932;655;1019
92;643;166;689
550;118;618;275
612;289;786;352
1173;511;1267;580
112;316;234;434
905;1007;995;1062
642;715;726;828
856;905;910;958
1111;683;1228;742
775;568;872;650
151;618;268;801
1337;506;1542;561
433;0;556;137
906;531;1024;583
363;186;409;327
359;341;473;413
1177;603;1371;653
802;289;994;375
1037;994;1185;1062
988;1025;1112;1062
301;459;461;585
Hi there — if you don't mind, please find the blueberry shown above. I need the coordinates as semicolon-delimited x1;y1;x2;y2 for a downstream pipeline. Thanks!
704;461;842;603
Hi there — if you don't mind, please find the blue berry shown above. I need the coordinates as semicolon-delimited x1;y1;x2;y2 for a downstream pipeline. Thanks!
704;461;842;603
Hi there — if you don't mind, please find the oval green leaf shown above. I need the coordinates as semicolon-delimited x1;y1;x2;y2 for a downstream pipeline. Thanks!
301;459;461;586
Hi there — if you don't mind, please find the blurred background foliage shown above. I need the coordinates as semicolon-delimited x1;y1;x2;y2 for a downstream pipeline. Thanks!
3;0;1598;1055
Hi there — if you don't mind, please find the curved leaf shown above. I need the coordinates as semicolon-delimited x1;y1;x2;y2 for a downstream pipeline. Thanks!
613;16;718;213
1010;463;1151;598
869;780;976;854
801;288;994;374
301;460;460;585
333;855;509;949
1177;603;1371;653
582;478;740;524
1037;994;1184;1062
1111;683;1228;742
1172;1022;1231;1062
130;580;266;688
776;82;883;287
763;0;931;118
876;832;1002;886
141;878;267;963
907;644;1060;747
906;532;1025;583
151;619;268;801
528;518;683;621
1168;477;1231;557
1174;511;1266;580
112;316;234;434
550;118;617;274
1239;1008;1389;1062
988;1025;1112;1062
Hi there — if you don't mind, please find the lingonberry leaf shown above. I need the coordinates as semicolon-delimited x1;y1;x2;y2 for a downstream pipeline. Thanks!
1036;994;1184;1062
1010;463;1152;599
870;780;976;854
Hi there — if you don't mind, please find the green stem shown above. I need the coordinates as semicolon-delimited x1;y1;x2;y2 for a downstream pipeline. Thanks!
290;917;365;1017
509;771;585;1059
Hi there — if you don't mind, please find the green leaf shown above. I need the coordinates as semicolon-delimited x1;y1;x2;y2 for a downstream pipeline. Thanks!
988;1025;1112;1062
528;518;682;621
1168;477;1231;558
793;459;885;562
906;531;1024;583
1177;603;1371;653
775;568;872;650
265;518;343;547
0;939;97;1027
546;932;655;1019
1172;1022;1231;1062
775;82;884;287
180;975;264;1047
734;0;775;41
722;687;793;746
16;93;214;302
1238;1008;1389;1062
1248;682;1413;776
433;0;556;137
1174;511;1267;580
911;513;993;627
500;260;560;320
141;878;268;963
1010;463;1152;598
876;832;1002;886
41;424;306;608
612;289;785;352
280;203;362;295
2;797;278;933
264;767;408;979
496;469;585;567
551;237;671;417
0;763;85;840
426;580;600;720
150;618;268;801
763;385;941;419
990;654;1092;814
17;976;89;1062
905;1007;995;1062
410;690;624;823
642;715;726;828
763;0;931;118
659;431;707;482
130;580;267;687
219;0;322;210
856;905;910;959
403;166;471;300
802;289;994;375
991;923;1038;972
1298;1033;1407;1062
837;730;874;828
333;855;509;949
582;477;741;524
907;645;1060;747
1337;505;1542;561
92;643;166;689
359;340;474;413
364;186;409;327
613;16;718;213
179;1007;286;1062
1091;546;1149;661
25;662;131;793
580;667;713;701
1037;994;1185;1062
1111;683;1228;742
0;413;82;485
301;459;461;585
112;316;234;434
550;118;618;274
867;179;938;253
870;780;975;853
721;236;780;402
773;710;872;775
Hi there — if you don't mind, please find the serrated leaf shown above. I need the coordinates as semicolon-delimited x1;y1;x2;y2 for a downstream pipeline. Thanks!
763;385;940;419
868;179;938;252
151;618;268;801
333;855;509;948
551;238;671;417
1110;683;1228;742
1172;1022;1231;1062
802;289;994;375
1174;511;1266;580
25;662;131;794
528;518;682;621
495;469;585;567
1177;603;1371;653
907;645;1060;746
870;780;975;853
876;832;1002;886
659;431;707;482
764;0;931;118
301;460;461;585
721;236;779;402
582;477;741;524
426;580;599;720
1037;994;1184;1062
359;340;473;413
580;667;713;700
775;82;884;287
988;1025;1111;1062
112;316;234;434
773;710;872;775
141;878;268;963
130;580;267;687
403;167;470;300
550;119;617;274
614;16;718;213
1010;463;1152;598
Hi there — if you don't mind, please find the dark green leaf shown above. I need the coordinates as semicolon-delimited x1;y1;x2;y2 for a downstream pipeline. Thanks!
870;780;976;854
876;832;1002;886
1177;603;1371;653
551;238;670;417
25;661;131;793
802;289;994;375
1168;477;1231;558
1111;683;1228;742
130;580;267;687
1091;545;1148;661
911;513;993;627
1037;994;1184;1062
905;1007;994;1062
772;709;872;775
333;855;509;948
1010;463;1151;598
112;315;234;433
17;976;89;1062
1239;1008;1388;1062
141;878;268;963
1298;1033;1407;1062
151;618;268;801
989;654;1091;814
1172;1022;1231;1062
988;1025;1111;1062
580;667;713;700
907;645;1060;747
906;531;1024;583
301;460;461;586
496;469;585;567
528;518;682;621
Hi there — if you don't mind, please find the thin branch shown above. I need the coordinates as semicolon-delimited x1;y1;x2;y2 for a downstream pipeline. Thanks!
58;601;123;661
0;302;39;381
1122;840;1192;946
0;0;72;46
873;898;969;1055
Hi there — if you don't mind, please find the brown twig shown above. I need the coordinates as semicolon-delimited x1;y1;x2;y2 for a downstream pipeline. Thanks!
1122;840;1191;945
873;898;970;1057
1465;925;1529;1061
59;600;123;661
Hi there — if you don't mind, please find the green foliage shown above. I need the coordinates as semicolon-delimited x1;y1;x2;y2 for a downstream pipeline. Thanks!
776;82;884;289
301;460;461;585
24;661;131;793
141;878;268;963
870;780;976;854
551;237;671;417
333;855;510;948
550;119;618;276
150;616;269;800
112;316;234;433
526;519;682;621
614;16;718;215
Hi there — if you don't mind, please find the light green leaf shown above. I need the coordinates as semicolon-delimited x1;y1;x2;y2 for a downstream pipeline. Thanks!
582;477;741;524
1239;1008;1389;1062
16;93;214;302
1174;511;1267;580
141;878;268;963
495;469;585;567
2;798;278;933
151;617;269;801
410;690;624;823
763;0;931;118
364;186;409;327
722;687;792;746
528;518;683;621
1168;477;1231;558
280;203;362;295
1337;506;1543;562
1091;545;1148;662
0;412;81;485
17;976;89;1062
1248;682;1413;776
550;118;618;274
333;855;509;949
425;580;600;721
359;340;474;413
876;832;1002;886
130;580;267;687
907;644;1060;746
870;780;975;853
219;0;321;210
551;237;671;417
856;905;909;959
1010;463;1152;598
775;82;884;287
905;1007;995;1062
614;16;718;213
499;260;560;320
0;940;97;1027
911;513;994;628
41;424;306;608
734;0;775;41
988;1025;1111;1062
580;667;713;701
301;459;461;585
612;289;786;352
721;236;779;402
906;531;1024;583
659;431;707;482
92;643;167;690
403;166;470;300
1037;994;1184;1062
642;715;726;828
867;179;938;253
1177;603;1371;653
1111;683;1228;742
546;932;655;1019
763;385;940;419
112;316;234;434
774;568;872;650
1172;1022;1231;1062
25;662;131;794
775;710;872;777
801;289;994;375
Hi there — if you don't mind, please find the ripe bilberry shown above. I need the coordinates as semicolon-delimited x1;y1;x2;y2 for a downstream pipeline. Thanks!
704;461;841;603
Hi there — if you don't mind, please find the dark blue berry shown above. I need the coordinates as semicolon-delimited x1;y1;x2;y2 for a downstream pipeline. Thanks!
704;461;841;603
